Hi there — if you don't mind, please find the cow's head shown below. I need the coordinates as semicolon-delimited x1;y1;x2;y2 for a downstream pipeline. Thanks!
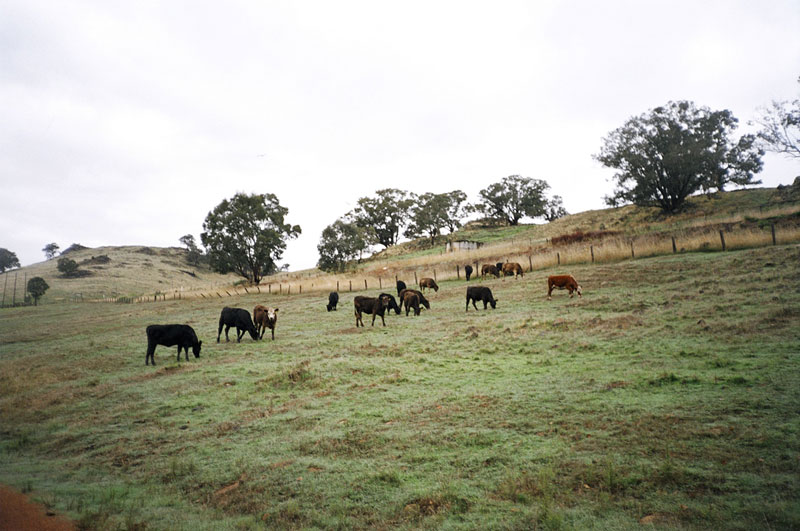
576;285;582;297
268;308;279;323
193;340;202;358
379;295;391;309
490;297;498;309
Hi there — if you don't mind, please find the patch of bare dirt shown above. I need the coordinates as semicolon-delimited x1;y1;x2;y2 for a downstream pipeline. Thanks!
0;485;75;531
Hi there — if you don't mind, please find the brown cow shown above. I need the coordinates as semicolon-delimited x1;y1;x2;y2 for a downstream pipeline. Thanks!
354;295;391;327
402;290;422;315
547;275;582;300
501;262;524;278
398;289;430;310
253;305;279;340
419;277;438;292
481;264;500;279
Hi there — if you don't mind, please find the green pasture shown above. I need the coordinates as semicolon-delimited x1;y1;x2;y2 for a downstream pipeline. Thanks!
1;244;798;529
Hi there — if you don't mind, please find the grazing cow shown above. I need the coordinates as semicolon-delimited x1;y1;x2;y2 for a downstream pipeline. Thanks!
354;295;392;327
378;293;402;315
327;291;339;312
402;290;422;316
398;288;431;310
217;307;260;342
481;264;500;279
466;286;498;311
419;277;439;292
547;275;582;300
502;262;524;278
396;280;407;297
145;324;201;366
496;262;504;272
253;305;279;340
464;264;473;281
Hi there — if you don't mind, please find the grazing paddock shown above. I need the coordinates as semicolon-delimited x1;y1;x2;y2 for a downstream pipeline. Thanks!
1;245;799;529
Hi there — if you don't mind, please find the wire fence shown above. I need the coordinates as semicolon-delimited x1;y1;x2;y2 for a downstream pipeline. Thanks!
4;220;795;308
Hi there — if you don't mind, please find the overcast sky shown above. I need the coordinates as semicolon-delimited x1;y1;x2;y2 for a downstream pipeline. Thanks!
2;1;799;271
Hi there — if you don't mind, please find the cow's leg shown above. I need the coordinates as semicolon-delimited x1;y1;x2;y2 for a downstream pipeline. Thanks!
217;320;223;342
466;296;470;312
472;299;479;311
224;325;231;342
547;282;553;300
237;328;244;342
146;341;156;366
380;313;386;326
177;346;182;362
271;327;275;340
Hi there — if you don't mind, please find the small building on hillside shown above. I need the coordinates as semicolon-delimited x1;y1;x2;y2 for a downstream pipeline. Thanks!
445;240;483;253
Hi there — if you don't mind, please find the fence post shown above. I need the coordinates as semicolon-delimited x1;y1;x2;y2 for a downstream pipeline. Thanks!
771;224;776;245
457;265;460;279
414;271;418;285
528;255;533;272
672;236;677;253
364;279;368;290
630;241;635;258
590;245;594;263
433;269;437;281
12;272;17;305
719;230;726;251
337;280;339;291
379;278;382;289
268;284;272;294
288;285;291;295
557;252;560;265
2;273;7;307
300;285;302;294
280;284;282;294
349;280;352;292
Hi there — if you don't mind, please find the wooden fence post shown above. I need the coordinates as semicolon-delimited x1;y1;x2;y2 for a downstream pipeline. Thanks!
349;280;352;292
337;280;339;291
630;241;635;258
279;284;282;294
379;278;382;289
269;284;272;294
364;279;368;290
557;252;560;265
457;265;460;279
288;285;291;295
719;230;726;251
300;285;302;294
433;269;437;281
414;271;418;284
771;224;776;245
672;236;677;253
528;255;533;272
590;245;595;263
2;273;7;307
12;273;17;306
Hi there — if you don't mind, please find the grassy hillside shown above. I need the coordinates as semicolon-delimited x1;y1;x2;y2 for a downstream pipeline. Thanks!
0;246;241;303
1;243;798;529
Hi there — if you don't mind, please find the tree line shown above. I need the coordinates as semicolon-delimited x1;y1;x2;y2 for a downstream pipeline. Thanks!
3;86;798;295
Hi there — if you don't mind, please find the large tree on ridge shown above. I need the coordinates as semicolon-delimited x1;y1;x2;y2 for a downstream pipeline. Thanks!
201;193;300;285
595;100;763;213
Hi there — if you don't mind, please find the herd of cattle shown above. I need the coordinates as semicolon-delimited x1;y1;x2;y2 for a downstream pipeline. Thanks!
144;262;581;366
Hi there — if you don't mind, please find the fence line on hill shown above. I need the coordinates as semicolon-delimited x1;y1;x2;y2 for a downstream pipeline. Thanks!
1;222;797;308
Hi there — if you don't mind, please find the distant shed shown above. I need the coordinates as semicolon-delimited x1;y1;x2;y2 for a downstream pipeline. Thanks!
445;240;483;252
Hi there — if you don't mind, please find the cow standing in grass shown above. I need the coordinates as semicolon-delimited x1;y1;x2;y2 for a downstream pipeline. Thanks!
354;295;392;327
547;275;582;299
396;280;407;297
419;277;439;292
378;293;402;315
464;265;473;281
402;290;422;316
217;307;260;342
145;324;201;366
481;264;500;279
466;286;498;311
502;262;524;278
327;292;339;311
253;305;279;340
398;288;430;311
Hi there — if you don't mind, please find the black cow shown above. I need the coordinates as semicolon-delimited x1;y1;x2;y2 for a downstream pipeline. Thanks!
354;295;392;327
327;291;339;311
378;293;402;315
396;280;407;297
496;262;504;272
466;286;498;311
217;307;260;342
145;324;201;366
464;264;473;281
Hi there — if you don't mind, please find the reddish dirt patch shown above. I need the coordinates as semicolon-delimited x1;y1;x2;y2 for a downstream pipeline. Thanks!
0;485;75;531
